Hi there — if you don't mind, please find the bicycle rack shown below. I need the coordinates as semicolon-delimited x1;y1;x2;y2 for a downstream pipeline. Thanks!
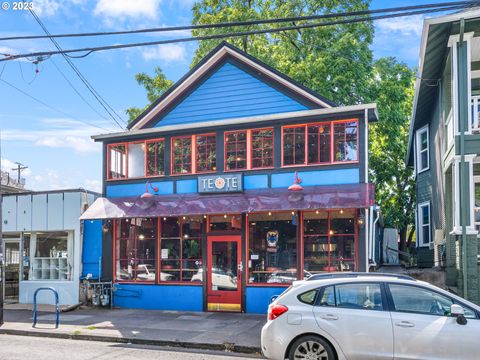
33;287;59;328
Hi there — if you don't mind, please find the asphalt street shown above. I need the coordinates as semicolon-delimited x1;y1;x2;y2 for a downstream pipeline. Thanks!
0;335;261;360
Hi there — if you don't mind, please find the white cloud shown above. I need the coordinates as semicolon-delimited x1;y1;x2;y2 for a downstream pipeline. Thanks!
141;44;186;62
83;178;102;192
33;0;60;17
376;15;424;37
94;0;162;24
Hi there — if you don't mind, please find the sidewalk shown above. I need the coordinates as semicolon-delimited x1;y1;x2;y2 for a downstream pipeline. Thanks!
0;304;265;355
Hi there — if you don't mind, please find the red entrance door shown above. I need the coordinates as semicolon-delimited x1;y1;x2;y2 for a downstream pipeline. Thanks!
207;235;242;312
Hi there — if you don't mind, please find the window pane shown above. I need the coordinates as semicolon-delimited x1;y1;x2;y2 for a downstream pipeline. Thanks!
330;236;355;271
345;122;358;161
304;211;329;273
196;134;216;172
209;214;242;232
389;284;453;316
421;150;428;169
308;124;331;164
211;241;238;291
334;123;346;161
248;212;297;284
172;137;192;174
421;131;428;150
251;129;274;168
422;226;430;245
283;127;305;165
335;283;383;310
128;143;145;178
109;144;126;179
475;183;480;207
146;140;165;176
31;232;71;281
319;286;336;306
298;290;317;305
225;131;247;171
422;205;429;225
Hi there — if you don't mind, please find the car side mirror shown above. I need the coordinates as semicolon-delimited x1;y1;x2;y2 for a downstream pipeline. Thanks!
451;304;467;325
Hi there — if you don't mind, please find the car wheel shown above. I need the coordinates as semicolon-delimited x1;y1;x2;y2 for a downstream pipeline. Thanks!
288;335;335;360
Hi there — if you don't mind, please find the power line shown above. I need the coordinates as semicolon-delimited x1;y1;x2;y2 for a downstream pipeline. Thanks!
1;3;477;63
29;9;127;129
0;78;113;132
1;1;477;41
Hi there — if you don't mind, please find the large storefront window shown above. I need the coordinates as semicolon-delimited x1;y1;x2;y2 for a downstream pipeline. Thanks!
303;210;356;273
115;218;157;282
248;212;297;284
160;216;204;282
27;231;73;281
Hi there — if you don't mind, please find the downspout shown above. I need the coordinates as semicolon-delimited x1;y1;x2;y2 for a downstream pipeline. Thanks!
459;18;468;298
371;205;381;268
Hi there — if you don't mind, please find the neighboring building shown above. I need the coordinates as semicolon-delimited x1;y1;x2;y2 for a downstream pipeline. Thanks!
1;189;99;305
406;9;480;302
1;171;26;194
82;42;378;313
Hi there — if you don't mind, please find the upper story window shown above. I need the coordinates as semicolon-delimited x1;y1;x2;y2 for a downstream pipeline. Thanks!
282;120;358;167
108;139;165;180
418;201;431;246
224;128;274;171
251;129;274;169
195;134;217;173
172;136;192;175
225;131;247;171
416;125;429;173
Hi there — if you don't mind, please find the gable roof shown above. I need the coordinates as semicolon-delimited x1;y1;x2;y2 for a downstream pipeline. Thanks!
406;8;480;166
128;41;336;130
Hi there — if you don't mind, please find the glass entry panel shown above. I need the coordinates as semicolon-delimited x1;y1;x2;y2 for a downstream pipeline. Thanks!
207;236;241;312
4;241;20;302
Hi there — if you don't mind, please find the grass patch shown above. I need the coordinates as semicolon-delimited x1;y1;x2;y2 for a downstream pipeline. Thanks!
72;330;82;336
86;326;97;331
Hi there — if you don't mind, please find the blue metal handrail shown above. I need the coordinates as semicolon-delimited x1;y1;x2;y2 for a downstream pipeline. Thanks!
33;287;59;328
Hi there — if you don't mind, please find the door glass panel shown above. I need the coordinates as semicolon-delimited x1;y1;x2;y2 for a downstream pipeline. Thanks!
4;242;20;301
211;241;237;291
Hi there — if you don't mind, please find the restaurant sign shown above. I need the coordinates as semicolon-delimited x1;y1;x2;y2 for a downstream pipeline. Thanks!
198;174;243;193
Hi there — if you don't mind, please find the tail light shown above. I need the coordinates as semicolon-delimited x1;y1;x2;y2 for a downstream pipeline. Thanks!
268;304;288;321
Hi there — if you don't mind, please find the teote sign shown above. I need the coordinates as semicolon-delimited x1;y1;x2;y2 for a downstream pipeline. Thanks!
198;174;243;193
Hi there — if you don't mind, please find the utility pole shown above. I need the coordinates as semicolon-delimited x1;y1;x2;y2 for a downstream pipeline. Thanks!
12;162;27;184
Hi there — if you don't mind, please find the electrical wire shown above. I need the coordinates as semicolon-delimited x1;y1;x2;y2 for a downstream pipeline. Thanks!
1;3;476;63
0;78;113;132
0;1;478;41
29;9;127;129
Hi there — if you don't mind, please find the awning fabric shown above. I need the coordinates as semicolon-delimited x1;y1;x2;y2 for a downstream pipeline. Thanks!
80;184;374;220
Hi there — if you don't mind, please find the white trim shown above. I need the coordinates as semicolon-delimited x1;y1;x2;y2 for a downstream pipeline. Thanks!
130;45;333;130
452;154;478;234
364;108;368;183
93;103;378;141
418;201;431;247
416;125;430;174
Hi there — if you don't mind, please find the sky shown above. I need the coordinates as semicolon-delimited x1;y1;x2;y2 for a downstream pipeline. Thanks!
0;0;453;193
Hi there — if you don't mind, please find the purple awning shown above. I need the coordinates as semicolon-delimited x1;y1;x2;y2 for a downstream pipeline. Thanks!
80;184;374;220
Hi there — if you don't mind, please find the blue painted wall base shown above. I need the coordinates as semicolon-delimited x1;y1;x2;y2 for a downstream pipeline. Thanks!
246;286;287;313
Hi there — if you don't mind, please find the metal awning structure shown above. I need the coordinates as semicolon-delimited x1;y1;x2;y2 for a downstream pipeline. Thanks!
80;184;374;220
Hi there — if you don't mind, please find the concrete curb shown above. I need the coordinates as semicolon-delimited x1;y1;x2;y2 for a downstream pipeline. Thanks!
0;328;262;355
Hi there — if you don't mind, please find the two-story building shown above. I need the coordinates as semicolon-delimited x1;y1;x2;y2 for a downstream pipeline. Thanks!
82;42;377;313
407;9;480;303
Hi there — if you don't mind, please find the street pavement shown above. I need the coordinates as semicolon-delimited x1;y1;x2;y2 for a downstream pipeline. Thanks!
0;334;261;360
1;306;265;354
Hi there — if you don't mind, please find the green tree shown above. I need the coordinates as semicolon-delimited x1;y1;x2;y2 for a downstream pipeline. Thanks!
126;67;173;123
191;0;373;105
367;57;416;253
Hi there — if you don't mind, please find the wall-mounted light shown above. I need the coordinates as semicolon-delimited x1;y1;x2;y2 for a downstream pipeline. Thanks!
358;214;365;228
288;171;303;191
141;181;159;199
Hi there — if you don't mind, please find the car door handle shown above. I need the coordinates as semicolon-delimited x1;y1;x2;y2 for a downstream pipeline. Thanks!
320;314;339;320
395;321;415;328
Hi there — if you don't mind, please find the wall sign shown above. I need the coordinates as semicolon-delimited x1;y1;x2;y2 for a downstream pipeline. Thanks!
198;174;243;193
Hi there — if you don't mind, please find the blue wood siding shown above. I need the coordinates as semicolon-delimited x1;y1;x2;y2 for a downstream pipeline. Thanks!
271;168;359;188
106;181;174;198
82;220;103;279
246;286;286;313
113;284;203;311
153;61;310;127
244;174;268;190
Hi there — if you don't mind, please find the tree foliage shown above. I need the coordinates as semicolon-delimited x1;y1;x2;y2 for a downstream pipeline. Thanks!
366;57;416;250
191;0;374;105
126;67;173;123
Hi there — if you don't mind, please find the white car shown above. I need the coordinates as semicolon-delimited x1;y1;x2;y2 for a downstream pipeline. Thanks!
261;273;480;360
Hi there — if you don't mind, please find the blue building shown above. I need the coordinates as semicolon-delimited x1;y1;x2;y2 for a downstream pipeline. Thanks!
82;42;377;313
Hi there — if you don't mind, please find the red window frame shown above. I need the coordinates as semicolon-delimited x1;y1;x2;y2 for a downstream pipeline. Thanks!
300;210;358;278
281;119;359;167
171;136;193;175
282;125;306;166
251;128;274;169
195;133;217;173
333;121;359;162
107;138;165;181
113;218;158;284
146;139;166;177
224;130;248;172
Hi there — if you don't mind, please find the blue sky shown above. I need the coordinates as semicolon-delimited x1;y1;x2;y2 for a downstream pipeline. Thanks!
0;0;449;192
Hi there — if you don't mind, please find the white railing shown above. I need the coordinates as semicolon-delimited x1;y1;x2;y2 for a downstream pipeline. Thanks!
472;95;480;131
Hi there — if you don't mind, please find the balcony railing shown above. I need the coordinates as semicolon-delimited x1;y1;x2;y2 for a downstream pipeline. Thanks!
473;95;480;130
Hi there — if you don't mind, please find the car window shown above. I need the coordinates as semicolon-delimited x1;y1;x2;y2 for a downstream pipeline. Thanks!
318;286;335;306
298;290;318;305
389;284;476;318
335;283;384;311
